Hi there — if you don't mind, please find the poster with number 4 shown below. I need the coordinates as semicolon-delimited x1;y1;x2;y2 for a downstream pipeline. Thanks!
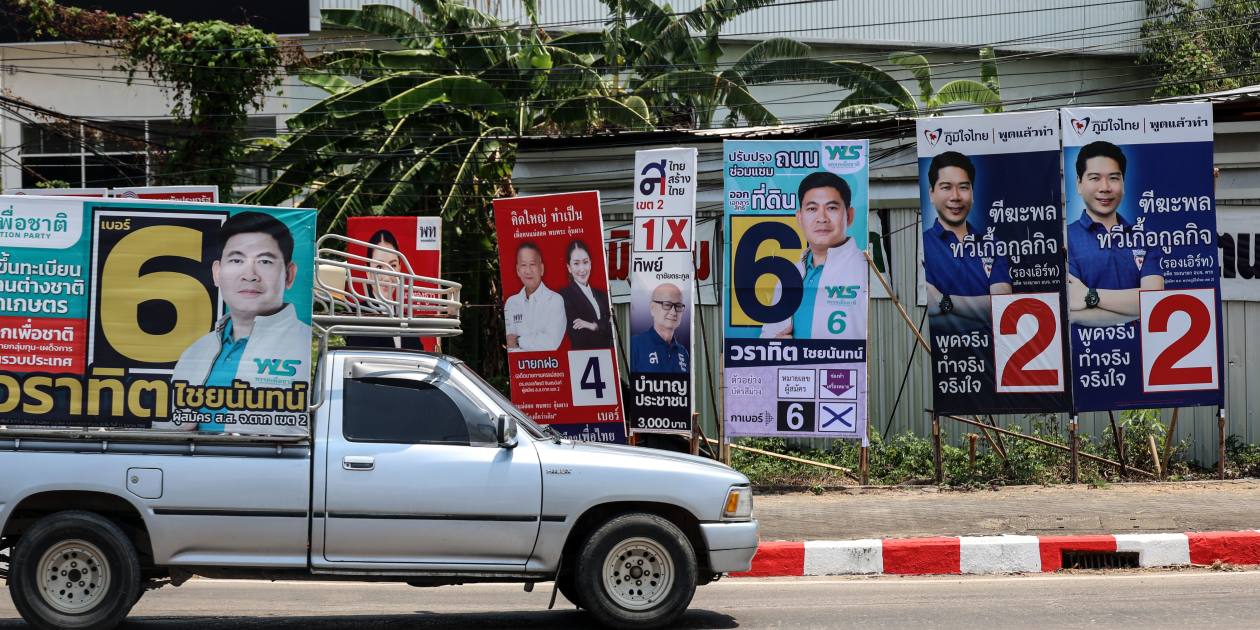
493;191;627;443
1062;103;1224;411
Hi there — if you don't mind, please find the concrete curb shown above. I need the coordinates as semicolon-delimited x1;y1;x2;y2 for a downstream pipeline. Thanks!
733;530;1260;577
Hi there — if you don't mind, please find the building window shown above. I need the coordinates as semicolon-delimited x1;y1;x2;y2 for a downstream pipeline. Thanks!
18;117;276;189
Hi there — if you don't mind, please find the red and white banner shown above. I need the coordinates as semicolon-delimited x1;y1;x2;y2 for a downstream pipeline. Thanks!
345;216;442;352
494;192;626;443
112;186;218;203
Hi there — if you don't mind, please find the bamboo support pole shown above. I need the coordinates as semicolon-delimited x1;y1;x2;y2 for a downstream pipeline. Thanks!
1148;434;1163;478
702;437;855;477
942;414;1156;478
866;251;929;352
1161;408;1179;476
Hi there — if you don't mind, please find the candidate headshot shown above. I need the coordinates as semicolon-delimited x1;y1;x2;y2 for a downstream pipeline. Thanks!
759;171;867;341
558;239;613;350
504;241;565;352
922;151;1012;329
1067;141;1164;327
630;282;689;374
164;211;311;433
343;228;427;351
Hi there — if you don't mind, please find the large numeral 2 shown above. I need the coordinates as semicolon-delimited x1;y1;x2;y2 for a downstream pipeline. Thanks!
1148;294;1212;386
999;298;1058;387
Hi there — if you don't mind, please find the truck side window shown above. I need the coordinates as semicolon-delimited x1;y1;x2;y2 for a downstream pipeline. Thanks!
343;377;475;445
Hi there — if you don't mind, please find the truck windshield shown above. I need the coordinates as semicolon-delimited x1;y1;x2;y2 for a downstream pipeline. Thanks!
453;363;546;439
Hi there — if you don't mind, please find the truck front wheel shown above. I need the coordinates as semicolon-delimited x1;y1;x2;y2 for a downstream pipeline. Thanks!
8;511;141;630
575;513;697;629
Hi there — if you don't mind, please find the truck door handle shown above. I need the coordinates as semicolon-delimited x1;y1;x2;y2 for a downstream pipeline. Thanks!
342;456;375;471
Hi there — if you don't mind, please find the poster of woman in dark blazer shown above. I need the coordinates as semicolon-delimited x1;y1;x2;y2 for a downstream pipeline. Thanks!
558;239;614;350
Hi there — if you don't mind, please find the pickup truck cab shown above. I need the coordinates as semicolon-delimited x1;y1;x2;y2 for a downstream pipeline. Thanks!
0;348;758;629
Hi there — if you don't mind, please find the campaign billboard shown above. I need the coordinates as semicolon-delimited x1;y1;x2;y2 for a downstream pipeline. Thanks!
607;218;719;306
0;196;315;434
722;140;869;441
917;111;1071;414
1062;103;1223;412
113;186;219;203
628;148;697;436
345;216;442;352
493;191;626;443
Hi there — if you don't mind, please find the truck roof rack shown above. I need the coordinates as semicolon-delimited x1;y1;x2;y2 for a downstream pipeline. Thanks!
309;233;463;410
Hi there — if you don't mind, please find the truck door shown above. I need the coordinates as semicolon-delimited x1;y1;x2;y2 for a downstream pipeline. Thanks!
318;366;542;567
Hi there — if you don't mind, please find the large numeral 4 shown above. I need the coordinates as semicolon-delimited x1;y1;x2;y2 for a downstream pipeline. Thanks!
1140;289;1219;392
991;293;1065;394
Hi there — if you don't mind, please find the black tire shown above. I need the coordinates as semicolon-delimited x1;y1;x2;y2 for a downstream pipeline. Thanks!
8;511;141;630
574;513;697;629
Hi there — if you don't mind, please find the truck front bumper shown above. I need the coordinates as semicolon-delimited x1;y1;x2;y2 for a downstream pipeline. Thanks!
699;519;759;573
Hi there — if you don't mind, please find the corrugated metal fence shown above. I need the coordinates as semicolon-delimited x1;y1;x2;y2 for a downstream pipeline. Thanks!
614;206;1252;466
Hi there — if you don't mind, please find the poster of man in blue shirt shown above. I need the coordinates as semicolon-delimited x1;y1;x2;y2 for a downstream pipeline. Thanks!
1066;141;1165;327
922;151;1012;331
630;282;689;373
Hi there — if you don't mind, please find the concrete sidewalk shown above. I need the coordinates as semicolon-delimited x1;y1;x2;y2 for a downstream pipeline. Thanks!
754;480;1260;541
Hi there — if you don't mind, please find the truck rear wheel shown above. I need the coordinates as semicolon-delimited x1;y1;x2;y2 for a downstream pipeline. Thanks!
8;511;141;630
575;513;697;629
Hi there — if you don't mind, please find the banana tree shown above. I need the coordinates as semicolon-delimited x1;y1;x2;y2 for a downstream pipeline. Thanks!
831;47;1004;120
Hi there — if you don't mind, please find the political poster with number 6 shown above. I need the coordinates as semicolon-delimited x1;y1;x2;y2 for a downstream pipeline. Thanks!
722;140;869;441
1061;103;1224;411
493;191;627;443
628;148;696;436
917;111;1071;414
0;196;315;435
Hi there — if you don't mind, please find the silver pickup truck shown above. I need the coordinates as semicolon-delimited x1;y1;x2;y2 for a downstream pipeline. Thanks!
0;233;758;629
0;349;758;629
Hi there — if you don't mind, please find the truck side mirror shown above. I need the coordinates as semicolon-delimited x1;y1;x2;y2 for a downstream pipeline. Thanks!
496;414;518;449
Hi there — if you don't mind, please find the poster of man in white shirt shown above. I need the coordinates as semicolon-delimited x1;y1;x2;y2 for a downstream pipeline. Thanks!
504;242;565;351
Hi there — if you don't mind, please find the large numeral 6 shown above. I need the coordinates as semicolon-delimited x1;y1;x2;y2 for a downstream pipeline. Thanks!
733;221;802;323
100;225;214;364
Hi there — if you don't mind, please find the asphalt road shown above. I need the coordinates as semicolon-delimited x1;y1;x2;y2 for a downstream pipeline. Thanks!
3;569;1260;629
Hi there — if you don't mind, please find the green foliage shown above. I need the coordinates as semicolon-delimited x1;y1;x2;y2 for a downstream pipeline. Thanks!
8;0;289;198
1140;0;1260;97
1225;435;1260;478
33;179;71;189
833;47;1003;120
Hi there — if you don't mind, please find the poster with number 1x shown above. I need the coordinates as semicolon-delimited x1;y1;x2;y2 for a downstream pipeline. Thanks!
493;191;626;443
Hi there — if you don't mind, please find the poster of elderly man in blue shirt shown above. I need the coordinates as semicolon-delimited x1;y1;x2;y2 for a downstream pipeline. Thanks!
918;111;1071;415
723;140;869;441
1062;103;1223;412
628;148;697;436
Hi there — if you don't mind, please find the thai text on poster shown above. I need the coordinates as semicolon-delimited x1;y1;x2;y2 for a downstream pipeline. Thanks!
722;140;870;441
0;196;315;434
628;148;696;436
493;191;626;443
1062;103;1223;411
917;111;1071;414
345;216;442;352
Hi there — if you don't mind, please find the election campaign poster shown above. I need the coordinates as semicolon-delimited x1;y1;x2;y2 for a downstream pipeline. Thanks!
1062;103;1224;412
1216;206;1260;301
628;148;697;436
607;218;719;306
113;186;219;203
493;191;626;443
723;140;870;441
0;196;315;435
917;111;1071;414
345;216;442;352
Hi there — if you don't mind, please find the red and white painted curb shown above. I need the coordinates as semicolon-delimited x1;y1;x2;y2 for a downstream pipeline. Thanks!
733;530;1260;577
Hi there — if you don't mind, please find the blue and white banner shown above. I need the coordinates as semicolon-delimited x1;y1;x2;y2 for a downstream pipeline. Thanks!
1062;103;1224;412
917;111;1071;415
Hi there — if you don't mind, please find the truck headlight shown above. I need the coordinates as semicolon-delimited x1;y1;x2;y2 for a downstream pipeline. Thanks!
722;486;753;520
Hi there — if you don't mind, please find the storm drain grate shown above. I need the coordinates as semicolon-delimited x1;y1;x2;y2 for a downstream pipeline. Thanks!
1061;550;1139;570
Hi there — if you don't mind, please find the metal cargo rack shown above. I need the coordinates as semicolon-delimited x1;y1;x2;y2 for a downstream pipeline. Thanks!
309;234;463;410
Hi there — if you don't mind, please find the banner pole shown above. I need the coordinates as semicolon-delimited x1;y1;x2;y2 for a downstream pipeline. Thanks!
1108;410;1127;478
1219;407;1227;480
932;414;943;484
1069;416;1079;484
865;251;929;352
1161;407;1180;478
